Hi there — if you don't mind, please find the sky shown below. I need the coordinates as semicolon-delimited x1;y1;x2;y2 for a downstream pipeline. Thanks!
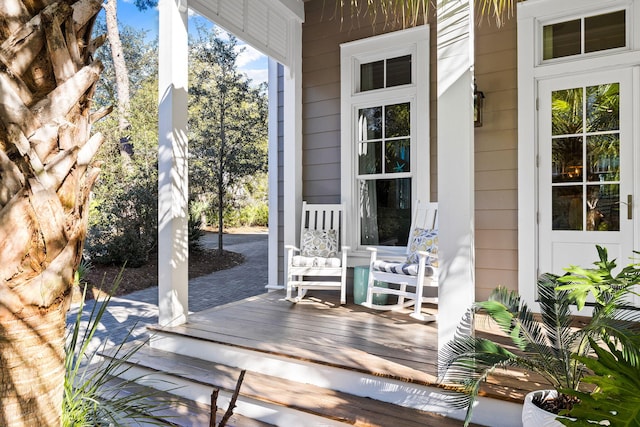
115;0;269;86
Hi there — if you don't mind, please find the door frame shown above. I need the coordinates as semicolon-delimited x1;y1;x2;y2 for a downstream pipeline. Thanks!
517;0;640;310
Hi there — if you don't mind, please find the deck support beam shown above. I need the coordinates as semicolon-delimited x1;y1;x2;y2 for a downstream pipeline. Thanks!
436;0;476;366
157;0;189;327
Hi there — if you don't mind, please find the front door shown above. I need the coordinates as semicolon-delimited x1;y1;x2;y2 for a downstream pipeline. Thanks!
538;68;635;302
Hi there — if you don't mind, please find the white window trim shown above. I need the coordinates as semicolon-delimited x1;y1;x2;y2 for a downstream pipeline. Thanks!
517;0;640;309
340;26;430;266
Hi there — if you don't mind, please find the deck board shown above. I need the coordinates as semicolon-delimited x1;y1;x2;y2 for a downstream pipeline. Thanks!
151;290;552;404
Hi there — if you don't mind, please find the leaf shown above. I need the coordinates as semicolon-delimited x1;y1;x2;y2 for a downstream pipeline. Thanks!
560;339;640;427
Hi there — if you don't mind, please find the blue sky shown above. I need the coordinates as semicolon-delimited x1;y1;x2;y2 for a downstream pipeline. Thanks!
115;0;269;85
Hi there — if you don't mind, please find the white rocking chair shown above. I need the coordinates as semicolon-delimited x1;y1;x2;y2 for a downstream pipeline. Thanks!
286;202;349;304
363;201;438;321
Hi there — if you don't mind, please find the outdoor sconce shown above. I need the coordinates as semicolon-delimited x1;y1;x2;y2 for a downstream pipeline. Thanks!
474;81;485;127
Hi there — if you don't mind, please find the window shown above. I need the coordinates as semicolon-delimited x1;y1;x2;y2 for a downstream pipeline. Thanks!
341;26;429;256
542;10;626;60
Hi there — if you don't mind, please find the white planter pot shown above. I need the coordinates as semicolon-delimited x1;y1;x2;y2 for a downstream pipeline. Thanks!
522;390;564;427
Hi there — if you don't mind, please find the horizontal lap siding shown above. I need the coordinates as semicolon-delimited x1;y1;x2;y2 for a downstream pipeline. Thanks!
474;16;519;300
301;0;407;205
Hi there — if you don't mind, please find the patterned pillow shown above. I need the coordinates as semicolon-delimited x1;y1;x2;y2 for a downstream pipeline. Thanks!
405;228;438;266
301;229;338;258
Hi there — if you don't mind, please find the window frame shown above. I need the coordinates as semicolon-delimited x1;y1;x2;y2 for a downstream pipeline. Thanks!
536;5;632;65
340;26;430;263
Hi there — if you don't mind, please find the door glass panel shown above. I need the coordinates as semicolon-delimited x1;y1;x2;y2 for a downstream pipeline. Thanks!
552;186;583;230
552;88;583;135
586;83;619;132
551;83;621;231
587;184;619;231
587;134;619;182
543;19;581;60
585;10;626;53
552;137;583;183
359;178;411;246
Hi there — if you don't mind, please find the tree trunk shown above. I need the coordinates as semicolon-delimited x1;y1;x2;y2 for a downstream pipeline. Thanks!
217;92;226;252
104;0;133;163
0;0;104;425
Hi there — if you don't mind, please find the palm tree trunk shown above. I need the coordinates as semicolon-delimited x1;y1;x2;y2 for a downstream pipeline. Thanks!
0;0;104;425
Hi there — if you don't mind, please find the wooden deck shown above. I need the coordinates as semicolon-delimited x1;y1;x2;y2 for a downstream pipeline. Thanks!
154;290;551;405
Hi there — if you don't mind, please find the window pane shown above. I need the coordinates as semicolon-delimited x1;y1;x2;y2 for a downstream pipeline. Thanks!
552;137;583;183
358;107;382;140
585;10;625;53
385;139;410;173
386;55;411;87
359;178;411;246
360;60;384;92
587;134;619;182
552;186;582;230
359;142;382;174
385;103;410;138
586;83;619;132
552;88;583;135
587;184;619;231
543;19;581;60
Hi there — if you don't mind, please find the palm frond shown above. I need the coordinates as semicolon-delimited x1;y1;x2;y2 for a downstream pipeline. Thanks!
336;0;521;29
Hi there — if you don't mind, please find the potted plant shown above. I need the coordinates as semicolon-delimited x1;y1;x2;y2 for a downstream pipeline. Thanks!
438;246;640;427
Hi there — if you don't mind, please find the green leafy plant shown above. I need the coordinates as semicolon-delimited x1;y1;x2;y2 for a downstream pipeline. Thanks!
439;246;640;427
64;280;172;426
558;338;640;427
552;246;640;426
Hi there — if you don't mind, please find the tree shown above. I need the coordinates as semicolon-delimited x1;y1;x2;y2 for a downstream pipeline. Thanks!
189;27;268;252
85;23;159;267
0;0;105;425
104;0;134;163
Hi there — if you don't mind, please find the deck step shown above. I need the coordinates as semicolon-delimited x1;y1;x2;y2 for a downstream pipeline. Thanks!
97;375;273;427
102;342;472;427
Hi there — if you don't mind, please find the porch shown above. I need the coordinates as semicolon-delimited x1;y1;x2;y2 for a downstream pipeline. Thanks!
111;289;549;426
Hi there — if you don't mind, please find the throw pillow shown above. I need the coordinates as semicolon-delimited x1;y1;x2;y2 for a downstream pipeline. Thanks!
406;228;438;266
301;229;338;258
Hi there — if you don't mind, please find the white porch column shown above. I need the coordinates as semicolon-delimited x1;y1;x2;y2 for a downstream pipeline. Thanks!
283;20;303;272
436;0;476;365
157;0;189;327
267;58;281;289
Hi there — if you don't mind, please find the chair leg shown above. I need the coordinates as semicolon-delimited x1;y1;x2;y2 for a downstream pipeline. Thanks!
364;270;374;307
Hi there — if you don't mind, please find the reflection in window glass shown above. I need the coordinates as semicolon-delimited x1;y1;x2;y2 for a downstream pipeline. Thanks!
552;88;583;135
586;83;619;132
358;107;382;140
586;184;619;231
552;186;583;230
585;10;626;53
360;60;384;92
587;134;619;182
385;103;410;138
360;178;411;246
385;139;410;174
387;55;411;87
543;19;581;60
359;142;382;175
552;137;583;183
550;83;620;232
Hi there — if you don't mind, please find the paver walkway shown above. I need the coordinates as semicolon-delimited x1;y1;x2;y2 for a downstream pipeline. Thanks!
67;232;269;351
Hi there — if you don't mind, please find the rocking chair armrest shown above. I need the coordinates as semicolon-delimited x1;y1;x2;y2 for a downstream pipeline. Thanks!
285;244;301;253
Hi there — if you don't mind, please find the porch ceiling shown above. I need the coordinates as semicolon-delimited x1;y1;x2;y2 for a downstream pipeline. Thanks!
187;0;304;67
